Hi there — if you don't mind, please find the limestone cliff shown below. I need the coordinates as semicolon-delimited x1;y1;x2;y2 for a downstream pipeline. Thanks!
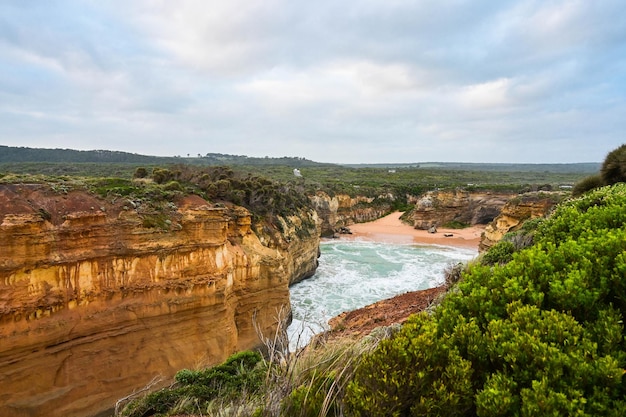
0;184;319;417
409;189;512;230
309;191;391;237
479;192;565;251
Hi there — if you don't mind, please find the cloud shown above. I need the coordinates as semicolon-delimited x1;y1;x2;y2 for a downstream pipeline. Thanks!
0;0;625;163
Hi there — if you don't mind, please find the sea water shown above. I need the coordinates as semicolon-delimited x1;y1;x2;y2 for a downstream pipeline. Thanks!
287;239;477;350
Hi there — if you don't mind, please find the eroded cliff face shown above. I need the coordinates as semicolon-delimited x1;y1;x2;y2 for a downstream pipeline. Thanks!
409;190;512;230
0;184;319;417
309;192;391;237
479;193;564;251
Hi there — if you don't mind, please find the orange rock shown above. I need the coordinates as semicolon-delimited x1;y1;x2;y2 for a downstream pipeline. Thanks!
0;185;319;417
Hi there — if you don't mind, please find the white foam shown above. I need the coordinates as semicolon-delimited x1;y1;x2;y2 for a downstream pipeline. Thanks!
288;240;476;350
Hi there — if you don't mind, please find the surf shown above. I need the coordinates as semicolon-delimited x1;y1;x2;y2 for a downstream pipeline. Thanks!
288;239;477;349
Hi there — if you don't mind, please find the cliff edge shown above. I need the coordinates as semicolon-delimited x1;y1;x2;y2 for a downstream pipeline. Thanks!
0;184;319;417
409;189;512;230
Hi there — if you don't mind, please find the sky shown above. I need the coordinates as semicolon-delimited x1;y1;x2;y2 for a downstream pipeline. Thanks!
1;1;625;164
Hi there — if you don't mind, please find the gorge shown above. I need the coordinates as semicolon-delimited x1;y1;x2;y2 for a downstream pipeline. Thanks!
0;179;556;417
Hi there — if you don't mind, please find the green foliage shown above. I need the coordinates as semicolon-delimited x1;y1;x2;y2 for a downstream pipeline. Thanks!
573;173;604;196
442;220;470;229
162;180;183;192
89;177;140;197
481;240;515;265
601;143;626;185
274;337;369;417
120;351;265;417
571;143;626;197
174;350;264;390
141;212;170;230
134;167;149;178
152;168;175;184
284;372;339;417
481;217;545;266
346;313;474;417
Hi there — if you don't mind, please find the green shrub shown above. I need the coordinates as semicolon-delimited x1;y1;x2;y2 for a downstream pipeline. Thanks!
346;313;474;417
284;373;339;417
152;168;174;184
174;350;264;393
572;173;604;196
133;167;149;179
481;240;515;265
90;177;139;197
601;143;626;185
573;143;626;196
121;351;265;417
163;180;183;192
443;220;470;229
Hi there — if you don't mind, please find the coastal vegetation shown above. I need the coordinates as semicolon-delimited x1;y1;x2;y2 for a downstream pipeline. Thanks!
0;165;312;230
346;183;626;416
1;146;596;219
573;144;626;195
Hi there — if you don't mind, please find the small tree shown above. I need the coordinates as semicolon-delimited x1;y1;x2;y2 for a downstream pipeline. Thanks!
133;167;148;179
572;173;604;196
601;143;626;185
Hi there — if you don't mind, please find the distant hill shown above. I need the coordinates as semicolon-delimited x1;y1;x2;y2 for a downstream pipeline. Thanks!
344;161;601;173
0;146;174;164
0;145;600;173
0;146;330;167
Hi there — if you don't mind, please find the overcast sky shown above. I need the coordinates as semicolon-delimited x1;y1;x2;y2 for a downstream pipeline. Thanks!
1;1;625;164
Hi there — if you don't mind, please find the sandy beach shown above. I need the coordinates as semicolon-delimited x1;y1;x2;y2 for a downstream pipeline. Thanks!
341;211;484;249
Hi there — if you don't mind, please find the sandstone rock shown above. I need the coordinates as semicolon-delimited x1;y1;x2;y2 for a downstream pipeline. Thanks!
410;189;512;230
479;192;565;251
0;185;319;417
309;192;391;237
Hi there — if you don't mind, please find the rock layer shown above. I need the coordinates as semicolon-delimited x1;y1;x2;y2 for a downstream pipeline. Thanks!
409;190;512;230
479;192;565;251
0;185;319;417
309;192;391;237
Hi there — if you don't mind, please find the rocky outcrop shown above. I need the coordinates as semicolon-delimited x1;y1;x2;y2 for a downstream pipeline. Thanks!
409;190;512;230
479;192;565;251
0;184;319;417
309;192;392;237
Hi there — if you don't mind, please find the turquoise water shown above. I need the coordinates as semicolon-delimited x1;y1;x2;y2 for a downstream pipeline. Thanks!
288;239;477;349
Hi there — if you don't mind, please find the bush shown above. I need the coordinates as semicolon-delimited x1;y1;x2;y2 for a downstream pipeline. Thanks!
601;143;626;185
572;173;604;196
174;350;264;394
481;240;515;265
346;313;474;417
284;373;339;417
133;167;148;179
152;168;174;184
163;180;183;192
571;144;626;197
120;351;265;417
443;220;470;229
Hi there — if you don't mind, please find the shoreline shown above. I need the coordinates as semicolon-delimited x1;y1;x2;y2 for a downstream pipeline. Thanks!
322;212;483;340
339;211;484;250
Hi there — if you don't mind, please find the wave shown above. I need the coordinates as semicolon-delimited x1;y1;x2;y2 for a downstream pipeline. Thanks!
288;240;476;349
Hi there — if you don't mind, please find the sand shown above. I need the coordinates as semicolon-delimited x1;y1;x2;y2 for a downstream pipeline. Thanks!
340;211;484;249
